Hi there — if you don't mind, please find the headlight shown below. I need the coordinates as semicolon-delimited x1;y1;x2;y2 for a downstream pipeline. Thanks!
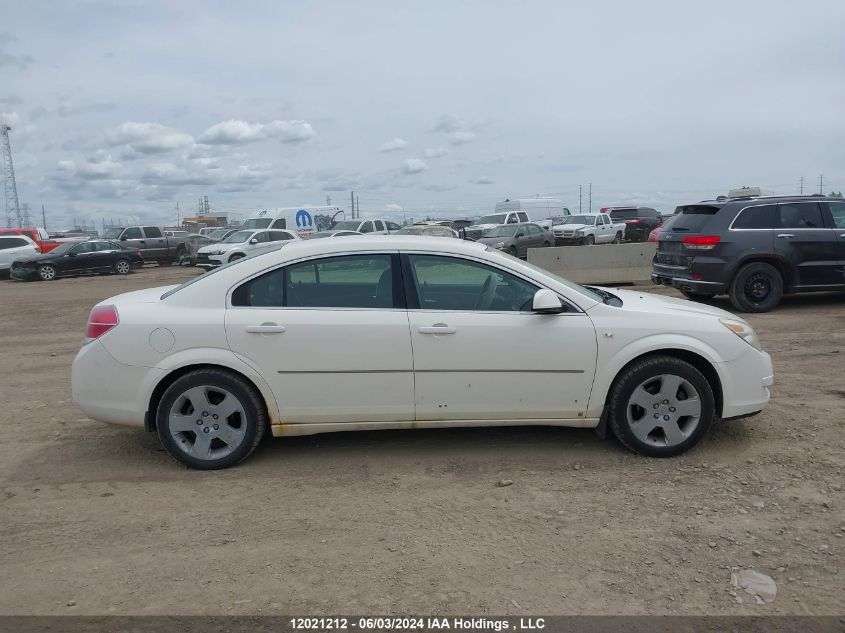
494;242;506;248
208;249;226;255
720;319;762;351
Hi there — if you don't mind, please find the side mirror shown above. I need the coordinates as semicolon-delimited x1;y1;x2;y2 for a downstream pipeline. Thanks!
120;236;128;241
249;238;259;244
532;288;565;314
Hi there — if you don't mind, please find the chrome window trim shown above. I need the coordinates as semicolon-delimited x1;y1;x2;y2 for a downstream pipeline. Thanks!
728;201;833;231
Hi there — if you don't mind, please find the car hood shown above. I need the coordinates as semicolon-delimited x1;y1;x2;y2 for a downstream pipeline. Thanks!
197;243;240;254
11;252;61;265
592;286;742;321
476;236;511;245
467;223;499;231
553;223;589;231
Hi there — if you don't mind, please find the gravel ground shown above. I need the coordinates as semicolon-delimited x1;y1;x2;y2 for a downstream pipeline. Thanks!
0;265;842;615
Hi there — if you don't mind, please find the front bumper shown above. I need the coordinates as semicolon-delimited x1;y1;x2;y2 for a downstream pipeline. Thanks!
194;253;224;269
717;346;774;419
9;266;38;280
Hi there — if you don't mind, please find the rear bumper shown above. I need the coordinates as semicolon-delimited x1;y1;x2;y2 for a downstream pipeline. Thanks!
72;340;163;428
651;270;728;295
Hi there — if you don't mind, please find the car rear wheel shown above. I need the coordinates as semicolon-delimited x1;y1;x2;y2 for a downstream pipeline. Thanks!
729;262;783;313
38;264;56;281
114;259;131;275
612;232;622;244
608;355;714;457
156;369;267;470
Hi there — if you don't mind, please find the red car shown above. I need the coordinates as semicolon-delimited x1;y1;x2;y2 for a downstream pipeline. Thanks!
647;213;680;242
0;227;62;253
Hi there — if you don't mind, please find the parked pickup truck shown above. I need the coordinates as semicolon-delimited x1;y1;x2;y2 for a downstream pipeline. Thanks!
100;225;188;265
0;227;63;253
552;214;625;245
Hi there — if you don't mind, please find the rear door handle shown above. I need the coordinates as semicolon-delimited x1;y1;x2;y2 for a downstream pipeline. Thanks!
777;233;794;238
246;323;286;334
418;324;456;335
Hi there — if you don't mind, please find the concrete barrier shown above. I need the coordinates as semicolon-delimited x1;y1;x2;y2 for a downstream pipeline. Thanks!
527;242;657;284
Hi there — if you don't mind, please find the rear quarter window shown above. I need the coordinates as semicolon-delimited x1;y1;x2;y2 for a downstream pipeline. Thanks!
732;205;776;229
669;205;722;232
0;237;28;249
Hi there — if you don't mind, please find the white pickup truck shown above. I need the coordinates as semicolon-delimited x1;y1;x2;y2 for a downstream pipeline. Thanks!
552;214;625;246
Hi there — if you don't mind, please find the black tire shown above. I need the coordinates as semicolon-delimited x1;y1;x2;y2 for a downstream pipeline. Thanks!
729;262;783;313
156;368;267;470
681;290;715;302
607;355;715;458
508;246;518;257
612;232;622;244
114;259;132;275
543;241;551;247
585;234;595;246
229;253;245;263
38;264;57;281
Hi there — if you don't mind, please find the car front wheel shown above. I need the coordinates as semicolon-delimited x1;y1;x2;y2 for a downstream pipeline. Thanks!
607;355;715;457
156;369;267;469
114;259;131;275
38;264;57;281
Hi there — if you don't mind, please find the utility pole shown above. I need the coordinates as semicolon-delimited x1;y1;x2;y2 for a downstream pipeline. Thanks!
819;174;824;195
41;204;47;231
21;202;31;227
355;194;359;218
1;123;21;228
176;201;180;226
799;176;804;195
588;183;592;214
350;191;355;219
326;195;331;206
579;185;582;213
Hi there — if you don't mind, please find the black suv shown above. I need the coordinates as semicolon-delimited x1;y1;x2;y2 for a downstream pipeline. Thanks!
605;206;662;242
652;195;845;312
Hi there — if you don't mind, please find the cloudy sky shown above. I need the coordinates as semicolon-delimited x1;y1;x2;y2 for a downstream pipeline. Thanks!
2;0;844;228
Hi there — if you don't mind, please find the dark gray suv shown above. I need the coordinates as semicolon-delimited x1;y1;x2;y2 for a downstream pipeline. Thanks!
652;195;845;312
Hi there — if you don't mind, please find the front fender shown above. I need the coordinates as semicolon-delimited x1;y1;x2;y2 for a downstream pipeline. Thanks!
586;334;728;415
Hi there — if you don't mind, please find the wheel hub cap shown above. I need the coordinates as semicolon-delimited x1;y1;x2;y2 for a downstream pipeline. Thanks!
626;374;702;448
168;386;247;460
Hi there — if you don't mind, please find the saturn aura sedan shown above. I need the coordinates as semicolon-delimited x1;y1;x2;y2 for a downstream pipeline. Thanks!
72;236;774;469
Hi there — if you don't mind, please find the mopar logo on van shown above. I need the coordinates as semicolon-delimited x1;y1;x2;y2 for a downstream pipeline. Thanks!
295;209;314;238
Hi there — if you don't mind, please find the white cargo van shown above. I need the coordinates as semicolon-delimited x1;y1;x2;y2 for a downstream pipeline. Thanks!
242;206;344;239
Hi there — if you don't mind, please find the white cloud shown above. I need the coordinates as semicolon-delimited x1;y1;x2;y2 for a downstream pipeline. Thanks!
384;203;403;212
378;137;408;153
470;176;495;185
431;114;467;134
424;146;449;158
105;122;193;154
450;130;476;145
198;119;314;145
401;158;429;175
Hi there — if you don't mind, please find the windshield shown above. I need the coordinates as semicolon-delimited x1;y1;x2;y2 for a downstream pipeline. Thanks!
474;213;507;225
487;248;604;303
223;230;254;243
161;249;275;299
484;225;517;237
242;218;272;230
331;220;360;231
208;228;230;239
562;215;596;225
396;226;424;235
102;228;123;239
609;208;638;220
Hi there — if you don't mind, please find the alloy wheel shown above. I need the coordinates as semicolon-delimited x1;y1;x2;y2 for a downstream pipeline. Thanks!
167;385;248;460
39;265;56;281
625;374;702;448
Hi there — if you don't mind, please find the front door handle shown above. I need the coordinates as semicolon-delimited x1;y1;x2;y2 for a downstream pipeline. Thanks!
418;324;456;335
777;233;794;238
246;323;286;334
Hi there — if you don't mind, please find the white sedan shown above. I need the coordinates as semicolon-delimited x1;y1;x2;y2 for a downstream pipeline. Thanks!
194;228;298;268
72;237;773;469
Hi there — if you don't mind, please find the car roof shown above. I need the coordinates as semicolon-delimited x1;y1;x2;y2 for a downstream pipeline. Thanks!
274;235;488;257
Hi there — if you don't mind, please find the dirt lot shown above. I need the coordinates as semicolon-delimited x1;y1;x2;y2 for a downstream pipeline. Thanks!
0;265;842;615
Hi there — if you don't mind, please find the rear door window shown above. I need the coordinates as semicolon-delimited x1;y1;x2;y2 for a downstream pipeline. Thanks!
668;205;722;232
143;227;163;238
732;205;776;229
777;202;824;229
826;201;845;228
517;212;529;222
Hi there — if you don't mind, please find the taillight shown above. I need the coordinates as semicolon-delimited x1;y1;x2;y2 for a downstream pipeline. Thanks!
682;235;721;250
85;304;119;343
135;249;141;257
